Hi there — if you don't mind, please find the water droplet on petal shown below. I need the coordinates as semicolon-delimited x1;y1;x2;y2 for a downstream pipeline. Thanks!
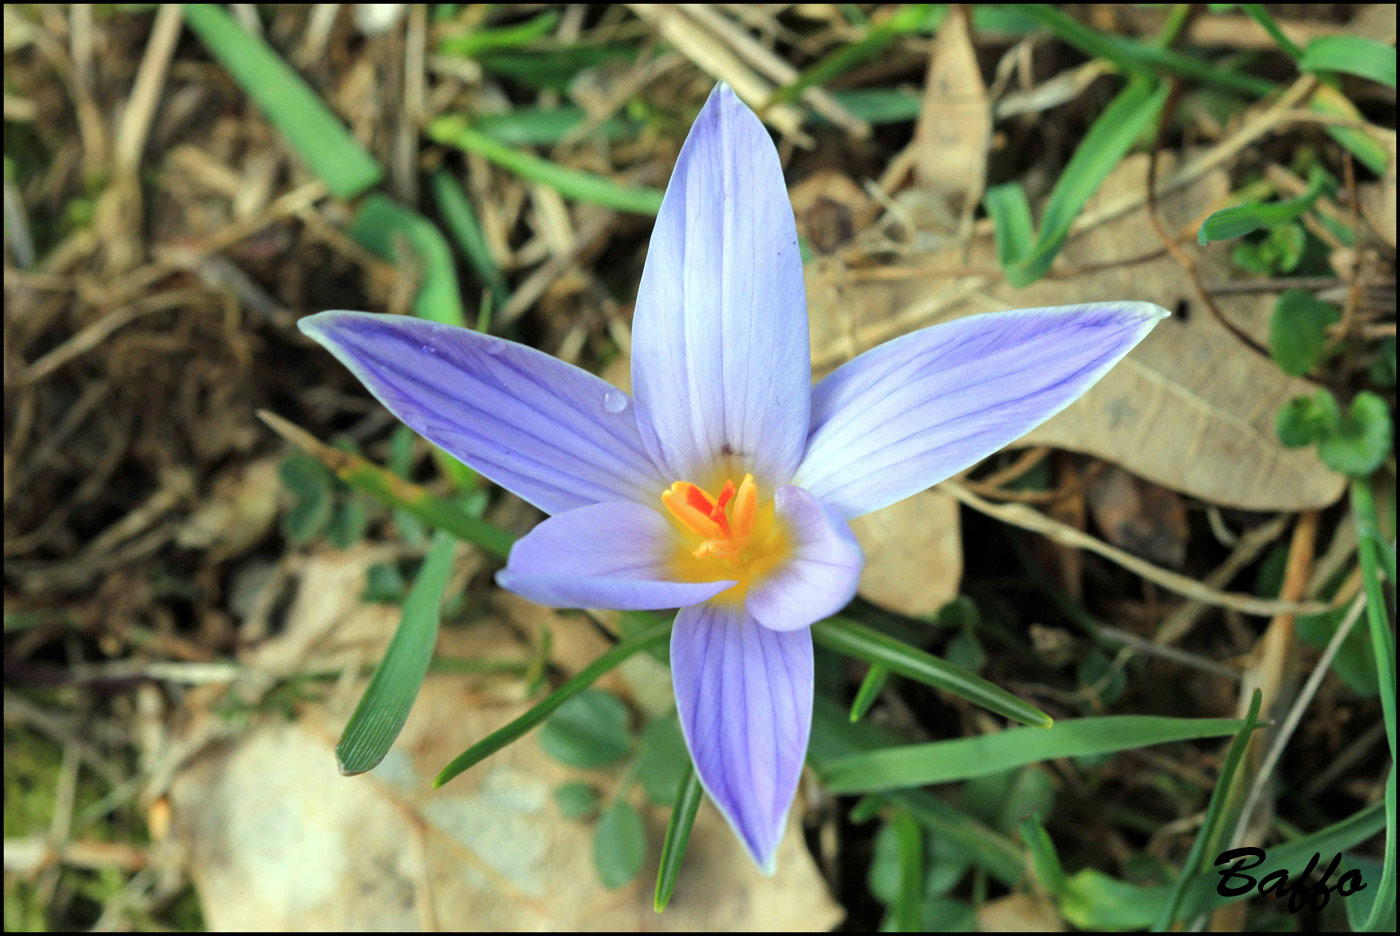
483;338;505;355
421;344;436;354
602;389;628;414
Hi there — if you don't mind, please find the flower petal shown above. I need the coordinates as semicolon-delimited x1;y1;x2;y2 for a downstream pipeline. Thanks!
670;601;812;872
630;84;810;487
300;311;665;515
794;302;1169;519
495;501;734;610
745;486;862;631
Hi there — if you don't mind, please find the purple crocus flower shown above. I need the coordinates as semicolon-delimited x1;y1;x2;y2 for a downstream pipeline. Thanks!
300;84;1167;872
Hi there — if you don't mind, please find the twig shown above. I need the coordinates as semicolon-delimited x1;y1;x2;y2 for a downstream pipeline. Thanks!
941;481;1329;617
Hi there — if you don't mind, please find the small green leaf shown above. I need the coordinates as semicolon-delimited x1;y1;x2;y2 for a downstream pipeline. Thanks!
945;630;987;674
279;453;333;496
594;802;646;889
932;596;980;630
539;689;632;768
985;183;1034;270
327;499;369;550
554;782;602;820
1276;390;1339;448
635;715;689;805
335;532;457;775
283;489;333;542
1270;289;1340;376
363;562;409;604
1317;391;1392;477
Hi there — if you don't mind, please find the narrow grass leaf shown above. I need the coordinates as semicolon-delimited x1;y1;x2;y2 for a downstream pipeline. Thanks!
654;762;702;913
335;531;457;775
1019;813;1068;897
436;9;560;58
1198;168;1328;244
349;195;466;328
182;4;382;198
1008;79;1169;287
1353;479;1397;931
812;617;1053;729
1301;36;1398;90
433;622;671;788
820;714;1250;793
430;170;509;313
769;5;934;106
473;107;636;146
849;663;889;722
984;182;1035;270
809;699;1025;884
1309;84;1391;176
1151;689;1263;930
892;811;923;933
429;115;663;215
258;411;516;558
1059;800;1387;928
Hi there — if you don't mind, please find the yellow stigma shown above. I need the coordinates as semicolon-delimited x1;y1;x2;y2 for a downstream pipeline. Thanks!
660;474;789;604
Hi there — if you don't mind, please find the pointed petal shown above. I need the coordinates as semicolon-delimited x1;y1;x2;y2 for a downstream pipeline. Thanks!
670;602;812;872
746;486;863;631
794;302;1169;519
630;84;810;487
495;502;733;610
300;311;665;515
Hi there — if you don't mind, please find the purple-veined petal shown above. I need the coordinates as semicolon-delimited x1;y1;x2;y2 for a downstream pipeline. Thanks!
670;601;812;873
630;83;811;488
495;501;734;610
794;302;1169;519
300;311;666;515
746;486;863;631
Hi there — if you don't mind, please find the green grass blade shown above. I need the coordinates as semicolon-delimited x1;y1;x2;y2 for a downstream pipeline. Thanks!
812;617;1053;729
433;622;671;788
1019;813;1068;896
1197;167;1327;244
258;411;515;558
892;811;923;932
430;171;509;313
1301;36;1398;89
820;714;1251;793
984;182;1035;269
436;9;560;58
809;700;1025;884
1308;84;1391;176
182;4;382;199
349;194;466;328
1016;5;1273;96
1240;4;1305;60
428;115;663;215
768;4;934;107
825;89;922;126
335;532;457;775
1151;689;1263;930
1007;78;1169;287
473;107;636;146
849;663;889;722
653;763;702;913
1354;478;1397;931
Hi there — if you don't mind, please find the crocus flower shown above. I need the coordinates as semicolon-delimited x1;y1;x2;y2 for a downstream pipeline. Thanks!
300;84;1167;872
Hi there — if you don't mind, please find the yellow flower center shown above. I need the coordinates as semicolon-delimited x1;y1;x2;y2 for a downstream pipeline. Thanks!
661;474;790;604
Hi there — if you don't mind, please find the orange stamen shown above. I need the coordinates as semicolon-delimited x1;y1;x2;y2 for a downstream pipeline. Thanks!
732;474;757;543
662;483;724;540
